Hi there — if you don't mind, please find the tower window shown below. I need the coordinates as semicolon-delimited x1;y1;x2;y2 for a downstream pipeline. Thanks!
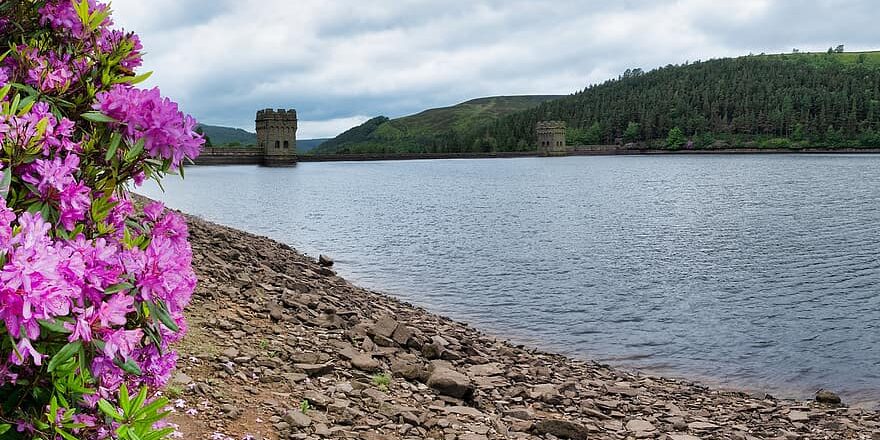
275;141;280;149
283;141;289;149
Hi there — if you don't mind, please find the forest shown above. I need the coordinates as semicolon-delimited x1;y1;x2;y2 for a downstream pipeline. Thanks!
320;52;880;153
477;52;880;151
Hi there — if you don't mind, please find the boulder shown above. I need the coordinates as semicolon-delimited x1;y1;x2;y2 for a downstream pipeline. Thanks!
816;389;842;406
533;419;590;440
427;367;474;399
318;254;334;267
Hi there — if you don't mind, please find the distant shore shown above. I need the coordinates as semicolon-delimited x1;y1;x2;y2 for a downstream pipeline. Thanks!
194;147;880;165
164;203;880;439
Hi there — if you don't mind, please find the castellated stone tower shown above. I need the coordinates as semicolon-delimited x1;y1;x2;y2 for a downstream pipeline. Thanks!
536;121;567;156
256;108;298;167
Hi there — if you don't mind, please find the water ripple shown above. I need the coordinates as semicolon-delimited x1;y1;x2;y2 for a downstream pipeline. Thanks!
139;154;880;406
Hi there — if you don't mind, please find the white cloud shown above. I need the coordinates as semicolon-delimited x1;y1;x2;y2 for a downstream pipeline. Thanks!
299;116;371;139
107;0;875;138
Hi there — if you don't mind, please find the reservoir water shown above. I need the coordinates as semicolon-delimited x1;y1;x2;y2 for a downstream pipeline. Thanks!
137;154;880;406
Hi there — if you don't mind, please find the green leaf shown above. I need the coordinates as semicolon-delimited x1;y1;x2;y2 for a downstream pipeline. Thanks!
114;358;143;376
0;424;10;435
0;168;11;200
147;301;180;333
0;84;11;103
98;399;124;421
38;319;72;334
105;132;122;161
119;383;130;414
116;71;153;86
130;386;148;416
48;341;82;373
81;111;118;123
104;282;134;295
124;138;145;162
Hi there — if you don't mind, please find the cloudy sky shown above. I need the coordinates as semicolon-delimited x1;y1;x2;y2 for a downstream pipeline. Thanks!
111;0;876;139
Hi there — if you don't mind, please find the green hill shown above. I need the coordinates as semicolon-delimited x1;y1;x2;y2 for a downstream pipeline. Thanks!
198;124;257;147
313;95;563;154
197;124;327;152
476;51;880;150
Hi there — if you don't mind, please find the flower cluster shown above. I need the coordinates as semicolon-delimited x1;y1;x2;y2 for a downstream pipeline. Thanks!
0;1;203;439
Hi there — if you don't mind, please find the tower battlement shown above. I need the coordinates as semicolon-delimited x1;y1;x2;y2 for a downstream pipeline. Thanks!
256;108;298;121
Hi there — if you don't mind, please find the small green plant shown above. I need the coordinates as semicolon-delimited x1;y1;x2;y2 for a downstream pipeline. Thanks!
372;373;392;391
164;385;184;399
259;339;269;350
96;384;174;440
299;399;310;414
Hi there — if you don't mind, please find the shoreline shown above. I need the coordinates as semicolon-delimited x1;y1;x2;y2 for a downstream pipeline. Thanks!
167;207;880;439
193;147;880;166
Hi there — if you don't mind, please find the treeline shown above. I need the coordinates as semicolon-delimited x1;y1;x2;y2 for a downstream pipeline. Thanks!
478;53;880;150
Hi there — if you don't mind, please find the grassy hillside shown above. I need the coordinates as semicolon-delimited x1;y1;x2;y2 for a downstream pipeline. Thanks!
198;124;327;152
313;95;562;154
477;51;880;151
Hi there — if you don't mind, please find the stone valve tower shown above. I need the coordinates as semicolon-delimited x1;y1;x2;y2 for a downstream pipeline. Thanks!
256;108;298;167
536;121;567;156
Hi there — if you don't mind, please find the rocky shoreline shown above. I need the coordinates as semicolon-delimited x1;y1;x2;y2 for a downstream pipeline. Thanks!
166;210;880;439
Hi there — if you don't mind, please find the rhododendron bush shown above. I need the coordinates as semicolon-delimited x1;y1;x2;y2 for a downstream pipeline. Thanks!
0;1;203;438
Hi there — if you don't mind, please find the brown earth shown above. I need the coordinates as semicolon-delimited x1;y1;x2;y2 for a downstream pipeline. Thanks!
165;211;880;440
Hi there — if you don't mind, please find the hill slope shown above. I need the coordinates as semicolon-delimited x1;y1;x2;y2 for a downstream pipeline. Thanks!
198;124;257;147
198;124;327;152
313;95;563;154
478;51;880;150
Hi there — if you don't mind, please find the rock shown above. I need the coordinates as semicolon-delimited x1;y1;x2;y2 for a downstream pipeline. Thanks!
293;363;334;377
283;410;312;428
391;324;414;346
318;254;334;267
221;347;239;359
421;342;444;360
391;359;428;382
533;419;590;440
531;384;563;405
427;367;474;399
350;354;380;372
626;419;655;432
503;408;534;420
687;421;720;430
371;316;399;339
816;389;842;406
468;363;504;377
669;435;702;440
170;371;193;386
788;411;810;422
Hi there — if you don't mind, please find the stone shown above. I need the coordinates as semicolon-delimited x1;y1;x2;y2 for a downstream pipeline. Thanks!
350;354;380;372
170;371;193;386
283;410;312;428
391;324;414;346
371;316;399;339
422;342;444;360
293;363;333;377
687;421;720;430
626;419;655;432
816;389;842;406
531;384;563;405
533;419;590;440
318;254;334;267
788;411;810;422
503;408;534;420
467;363;504;377
427;367;474;399
669;435;702;440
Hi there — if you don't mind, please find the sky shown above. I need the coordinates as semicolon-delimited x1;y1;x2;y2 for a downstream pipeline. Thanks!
110;0;878;139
